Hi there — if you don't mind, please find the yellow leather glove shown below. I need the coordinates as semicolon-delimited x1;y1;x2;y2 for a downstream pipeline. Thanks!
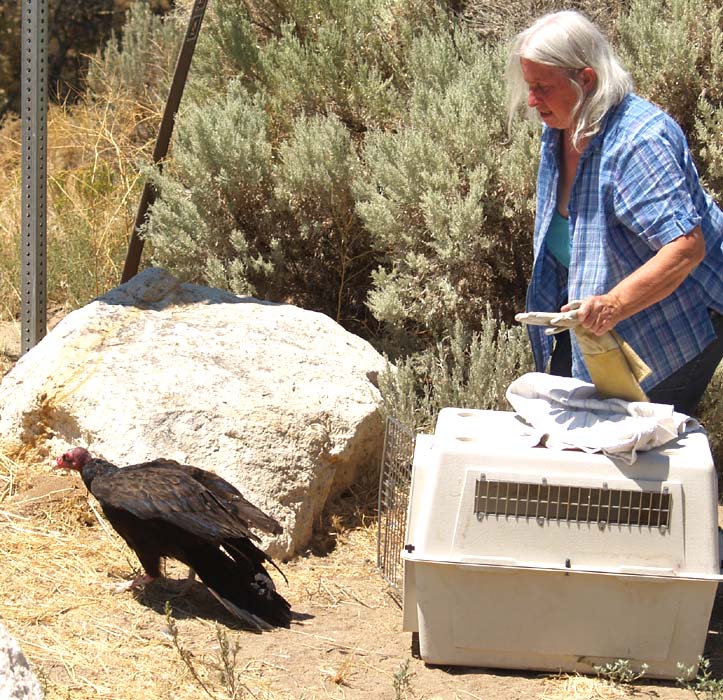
515;307;651;403
571;326;650;402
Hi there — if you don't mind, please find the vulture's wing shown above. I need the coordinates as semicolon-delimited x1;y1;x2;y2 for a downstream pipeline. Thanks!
90;466;255;542
133;459;283;536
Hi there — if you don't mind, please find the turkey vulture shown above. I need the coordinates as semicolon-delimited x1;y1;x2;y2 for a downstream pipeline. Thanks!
55;447;291;630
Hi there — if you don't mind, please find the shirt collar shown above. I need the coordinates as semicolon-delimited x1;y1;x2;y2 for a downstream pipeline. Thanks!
540;93;633;155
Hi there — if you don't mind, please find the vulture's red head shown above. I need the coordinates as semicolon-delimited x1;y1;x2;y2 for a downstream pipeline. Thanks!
55;447;92;472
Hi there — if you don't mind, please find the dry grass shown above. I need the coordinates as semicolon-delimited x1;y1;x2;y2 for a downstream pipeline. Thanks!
542;674;640;699
0;451;17;503
0;456;400;700
0;320;19;377
0;84;160;324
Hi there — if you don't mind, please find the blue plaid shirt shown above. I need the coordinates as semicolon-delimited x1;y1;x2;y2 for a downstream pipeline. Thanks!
527;93;723;390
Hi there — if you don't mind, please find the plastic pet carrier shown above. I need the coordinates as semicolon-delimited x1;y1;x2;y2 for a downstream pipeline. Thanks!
391;408;721;679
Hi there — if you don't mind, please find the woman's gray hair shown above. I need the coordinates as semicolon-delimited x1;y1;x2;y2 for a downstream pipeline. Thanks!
507;10;633;149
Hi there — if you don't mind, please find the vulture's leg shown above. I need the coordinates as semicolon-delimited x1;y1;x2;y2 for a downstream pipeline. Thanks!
127;568;196;596
181;567;196;591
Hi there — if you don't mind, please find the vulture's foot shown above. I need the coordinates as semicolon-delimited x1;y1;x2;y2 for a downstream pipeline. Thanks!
111;573;155;593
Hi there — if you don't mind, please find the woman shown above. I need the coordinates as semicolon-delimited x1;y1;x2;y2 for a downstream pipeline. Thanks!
507;10;723;415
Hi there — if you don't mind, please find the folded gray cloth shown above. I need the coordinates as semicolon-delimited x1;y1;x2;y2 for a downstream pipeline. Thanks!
506;372;698;464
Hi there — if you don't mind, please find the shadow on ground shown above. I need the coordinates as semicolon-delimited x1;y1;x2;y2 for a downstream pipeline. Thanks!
133;575;315;631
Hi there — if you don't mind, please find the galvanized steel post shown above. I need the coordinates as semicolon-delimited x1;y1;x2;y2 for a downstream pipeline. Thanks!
20;0;48;354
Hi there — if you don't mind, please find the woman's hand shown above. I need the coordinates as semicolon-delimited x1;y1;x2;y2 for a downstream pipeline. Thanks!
562;295;623;336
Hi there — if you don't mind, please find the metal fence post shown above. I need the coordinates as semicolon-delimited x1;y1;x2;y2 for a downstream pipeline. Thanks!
20;0;48;354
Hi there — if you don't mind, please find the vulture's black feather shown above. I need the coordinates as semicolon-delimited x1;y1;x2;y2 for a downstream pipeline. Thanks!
56;448;290;629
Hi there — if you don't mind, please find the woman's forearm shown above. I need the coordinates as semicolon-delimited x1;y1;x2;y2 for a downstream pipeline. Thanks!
566;226;706;335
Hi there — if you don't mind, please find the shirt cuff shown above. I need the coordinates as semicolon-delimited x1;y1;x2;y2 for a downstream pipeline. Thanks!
643;211;701;250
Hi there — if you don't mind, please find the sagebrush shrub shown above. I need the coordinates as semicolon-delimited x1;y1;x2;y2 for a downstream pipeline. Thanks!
378;312;534;432
698;365;723;469
85;1;182;128
147;0;511;338
695;98;723;201
355;27;535;347
615;0;723;193
272;113;375;325
462;0;629;39
142;81;275;294
190;0;448;133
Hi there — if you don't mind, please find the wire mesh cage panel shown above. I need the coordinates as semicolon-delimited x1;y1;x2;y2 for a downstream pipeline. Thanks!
377;416;415;604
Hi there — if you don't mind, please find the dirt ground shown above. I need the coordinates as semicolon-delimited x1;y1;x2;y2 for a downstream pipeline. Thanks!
3;455;719;700
0;321;716;700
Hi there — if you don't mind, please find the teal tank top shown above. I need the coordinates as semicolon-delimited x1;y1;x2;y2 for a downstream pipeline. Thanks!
546;209;570;268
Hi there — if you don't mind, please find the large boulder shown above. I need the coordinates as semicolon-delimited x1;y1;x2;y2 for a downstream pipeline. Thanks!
0;622;43;700
0;268;387;558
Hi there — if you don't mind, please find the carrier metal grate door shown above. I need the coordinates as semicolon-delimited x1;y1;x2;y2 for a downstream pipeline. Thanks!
376;417;415;605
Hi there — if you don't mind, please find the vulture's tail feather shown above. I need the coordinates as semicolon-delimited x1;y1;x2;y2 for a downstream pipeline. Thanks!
205;587;272;631
185;544;291;629
224;537;288;584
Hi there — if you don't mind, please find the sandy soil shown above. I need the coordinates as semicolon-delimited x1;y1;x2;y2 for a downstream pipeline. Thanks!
0;460;712;700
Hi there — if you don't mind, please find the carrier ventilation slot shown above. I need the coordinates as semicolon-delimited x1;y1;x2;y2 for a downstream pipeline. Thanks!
474;478;671;529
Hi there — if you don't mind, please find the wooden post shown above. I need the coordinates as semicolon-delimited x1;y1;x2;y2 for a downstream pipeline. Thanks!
120;0;209;284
